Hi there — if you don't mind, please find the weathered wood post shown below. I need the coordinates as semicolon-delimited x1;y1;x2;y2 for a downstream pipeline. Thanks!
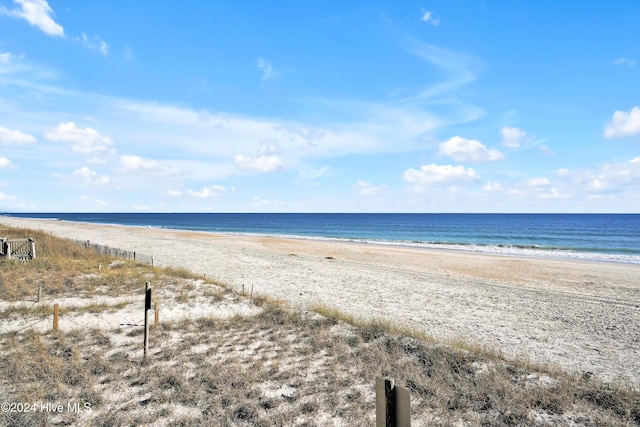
37;284;42;303
6;240;11;259
143;282;151;360
376;377;411;427
53;304;59;331
28;238;35;259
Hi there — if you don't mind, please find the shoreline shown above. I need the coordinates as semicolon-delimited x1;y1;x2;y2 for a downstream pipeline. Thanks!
3;214;639;265
2;216;640;385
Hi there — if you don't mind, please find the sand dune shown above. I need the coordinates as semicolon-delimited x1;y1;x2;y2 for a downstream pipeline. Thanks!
3;216;640;385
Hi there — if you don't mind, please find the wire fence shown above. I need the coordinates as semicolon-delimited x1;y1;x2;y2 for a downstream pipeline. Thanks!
71;240;154;266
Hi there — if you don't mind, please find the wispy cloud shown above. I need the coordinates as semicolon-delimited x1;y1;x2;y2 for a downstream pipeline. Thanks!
613;57;636;67
538;144;555;156
0;126;36;145
187;185;227;198
120;155;179;175
352;180;386;196
257;57;280;82
235;154;286;172
421;10;439;26
80;32;109;57
251;196;284;207
0;0;64;37
404;39;484;104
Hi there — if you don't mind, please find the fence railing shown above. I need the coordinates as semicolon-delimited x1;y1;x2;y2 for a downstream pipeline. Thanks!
1;237;36;261
71;240;154;266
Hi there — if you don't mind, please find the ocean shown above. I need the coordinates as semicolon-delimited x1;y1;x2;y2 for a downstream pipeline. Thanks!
4;213;640;264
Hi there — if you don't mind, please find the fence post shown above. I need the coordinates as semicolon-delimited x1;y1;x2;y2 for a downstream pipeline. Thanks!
143;282;151;360
6;241;10;259
53;304;59;331
376;377;411;427
38;284;42;303
28;238;36;259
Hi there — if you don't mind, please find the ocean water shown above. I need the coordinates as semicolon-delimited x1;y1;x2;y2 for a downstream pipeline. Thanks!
4;213;640;264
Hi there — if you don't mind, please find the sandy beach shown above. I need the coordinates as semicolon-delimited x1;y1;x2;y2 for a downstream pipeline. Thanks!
2;216;640;386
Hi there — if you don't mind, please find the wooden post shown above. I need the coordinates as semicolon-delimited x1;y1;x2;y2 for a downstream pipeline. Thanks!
151;255;154;268
154;302;159;326
250;285;254;304
143;282;151;360
28;238;35;259
37;284;42;303
53;304;59;331
376;377;411;427
6;241;10;259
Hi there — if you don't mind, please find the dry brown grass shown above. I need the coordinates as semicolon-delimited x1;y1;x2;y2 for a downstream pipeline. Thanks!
1;227;639;426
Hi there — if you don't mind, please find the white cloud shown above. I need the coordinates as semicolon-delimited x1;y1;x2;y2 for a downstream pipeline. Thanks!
187;185;226;198
235;154;286;172
257;58;279;82
500;127;528;148
555;168;570;177
421;10;439;26
0;157;12;168
46;122;112;153
352;180;385;196
120;155;179;175
124;46;133;60
0;192;16;200
0;0;64;37
604;106;640;138
0;126;36;145
438;136;505;163
0;52;12;63
166;190;183;197
72;166;114;185
403;164;480;186
614;57;636;67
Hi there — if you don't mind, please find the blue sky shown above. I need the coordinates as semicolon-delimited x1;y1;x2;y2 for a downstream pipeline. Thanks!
0;0;639;213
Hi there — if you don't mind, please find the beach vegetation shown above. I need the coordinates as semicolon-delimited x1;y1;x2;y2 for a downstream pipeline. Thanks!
1;225;638;425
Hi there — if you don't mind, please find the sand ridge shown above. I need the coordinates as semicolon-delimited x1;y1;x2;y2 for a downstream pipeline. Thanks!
3;216;640;385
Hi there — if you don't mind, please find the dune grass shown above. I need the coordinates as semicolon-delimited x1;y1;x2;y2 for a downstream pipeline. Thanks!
1;225;638;426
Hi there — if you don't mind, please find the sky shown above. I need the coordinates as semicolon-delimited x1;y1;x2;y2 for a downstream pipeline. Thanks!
0;1;639;213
